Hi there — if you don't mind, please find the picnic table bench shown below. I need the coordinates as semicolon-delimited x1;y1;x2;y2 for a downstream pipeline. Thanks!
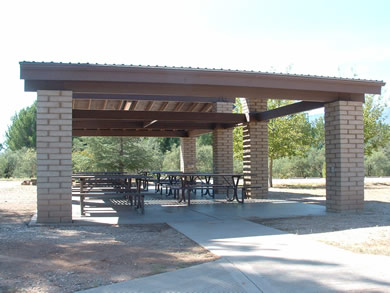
72;173;152;214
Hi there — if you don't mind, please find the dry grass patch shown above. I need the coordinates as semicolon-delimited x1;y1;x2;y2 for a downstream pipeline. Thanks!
253;180;390;257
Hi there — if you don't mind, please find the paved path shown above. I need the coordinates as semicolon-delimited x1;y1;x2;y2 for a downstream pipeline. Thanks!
171;219;390;292
80;217;390;292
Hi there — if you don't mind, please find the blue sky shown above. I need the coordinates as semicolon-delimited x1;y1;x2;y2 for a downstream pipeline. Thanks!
1;0;389;143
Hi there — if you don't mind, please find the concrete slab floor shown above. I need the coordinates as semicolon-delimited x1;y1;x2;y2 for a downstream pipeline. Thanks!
71;193;326;225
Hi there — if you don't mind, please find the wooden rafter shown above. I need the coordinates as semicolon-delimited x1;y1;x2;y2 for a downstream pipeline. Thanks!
119;100;126;110
102;99;108;110
200;103;212;112
145;101;154;111
173;102;184;112
129;100;138;110
187;103;198;112
159;102;168;111
124;101;131;110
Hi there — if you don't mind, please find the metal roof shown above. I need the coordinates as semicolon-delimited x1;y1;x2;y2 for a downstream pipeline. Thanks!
20;61;385;84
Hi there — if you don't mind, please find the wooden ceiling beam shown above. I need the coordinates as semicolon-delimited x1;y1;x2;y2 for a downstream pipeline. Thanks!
72;93;235;103
143;120;158;128
73;129;188;137
256;101;325;121
73;120;237;130
188;129;212;137
73;109;248;124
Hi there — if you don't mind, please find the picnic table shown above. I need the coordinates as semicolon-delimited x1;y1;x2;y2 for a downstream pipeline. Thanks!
151;171;182;196
72;173;151;214
156;172;251;205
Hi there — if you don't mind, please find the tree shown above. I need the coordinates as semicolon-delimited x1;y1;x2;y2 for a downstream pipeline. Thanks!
72;137;162;172
311;117;325;149
363;95;390;156
5;101;37;150
155;137;180;153
268;99;312;186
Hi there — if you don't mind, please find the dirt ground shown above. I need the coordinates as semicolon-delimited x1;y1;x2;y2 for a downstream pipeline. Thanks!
1;179;389;292
0;181;217;293
251;179;390;256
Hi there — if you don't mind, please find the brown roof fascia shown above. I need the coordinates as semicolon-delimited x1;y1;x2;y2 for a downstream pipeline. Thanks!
24;80;366;102
20;62;385;95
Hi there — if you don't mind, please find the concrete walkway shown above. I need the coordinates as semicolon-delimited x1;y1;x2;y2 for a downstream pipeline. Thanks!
78;205;390;292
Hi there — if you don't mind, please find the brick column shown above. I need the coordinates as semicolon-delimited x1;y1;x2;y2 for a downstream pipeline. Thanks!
241;98;268;198
36;90;73;223
180;137;196;172
325;101;364;211
213;102;233;189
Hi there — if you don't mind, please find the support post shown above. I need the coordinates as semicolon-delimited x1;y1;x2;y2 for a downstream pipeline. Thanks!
213;102;233;191
325;100;364;211
242;98;268;198
36;90;73;223
180;137;196;172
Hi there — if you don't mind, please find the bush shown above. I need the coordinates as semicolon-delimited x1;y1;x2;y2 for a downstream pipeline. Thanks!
365;148;390;176
162;145;180;171
273;147;325;178
0;148;36;178
197;144;212;172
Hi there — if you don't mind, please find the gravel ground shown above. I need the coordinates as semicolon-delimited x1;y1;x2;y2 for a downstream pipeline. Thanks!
1;179;389;292
0;181;217;293
251;180;390;256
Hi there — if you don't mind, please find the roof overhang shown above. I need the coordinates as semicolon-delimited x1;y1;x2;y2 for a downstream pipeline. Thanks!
20;62;386;137
21;62;385;97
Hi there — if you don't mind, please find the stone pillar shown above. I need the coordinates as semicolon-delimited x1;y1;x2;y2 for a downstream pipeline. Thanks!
241;98;268;198
36;90;73;223
213;102;233;189
325;101;364;211
180;137;196;172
